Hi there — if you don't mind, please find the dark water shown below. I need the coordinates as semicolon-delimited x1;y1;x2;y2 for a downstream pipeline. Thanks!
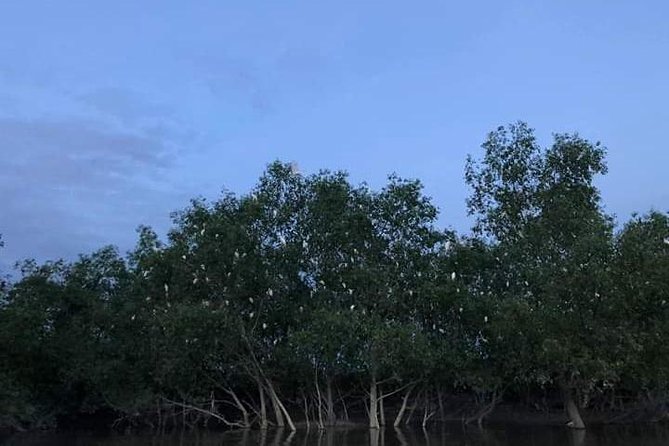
4;425;669;446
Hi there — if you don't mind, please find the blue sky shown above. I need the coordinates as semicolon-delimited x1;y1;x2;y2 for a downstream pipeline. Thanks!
1;1;668;271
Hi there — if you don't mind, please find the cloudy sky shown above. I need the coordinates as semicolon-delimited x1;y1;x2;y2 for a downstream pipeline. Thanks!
1;1;668;272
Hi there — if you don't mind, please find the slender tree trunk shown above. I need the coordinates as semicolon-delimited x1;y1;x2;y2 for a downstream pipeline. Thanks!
394;384;414;427
405;390;421;425
379;390;386;426
266;379;296;431
225;388;249;428
437;389;445;422
422;392;435;428
259;382;268;430
338;385;350;422
326;376;336;426
271;395;285;427
315;376;325;430
369;373;380;429
302;391;311;430
564;389;586;429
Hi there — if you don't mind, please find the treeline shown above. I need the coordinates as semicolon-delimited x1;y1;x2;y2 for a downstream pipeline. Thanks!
1;122;668;432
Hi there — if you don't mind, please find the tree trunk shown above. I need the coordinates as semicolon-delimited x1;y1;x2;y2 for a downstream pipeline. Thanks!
437;389;445;422
266;379;296;431
339;385;350;422
269;385;285;427
315;376;325;430
369;373;380;429
225;388;249;428
326;376;336;426
405;390;421;425
422;392;435;428
259;382;268;429
394;385;413;427
379;390;386;426
302;391;311;430
564;389;586;429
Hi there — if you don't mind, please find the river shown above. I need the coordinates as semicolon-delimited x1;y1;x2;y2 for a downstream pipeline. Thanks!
3;425;669;446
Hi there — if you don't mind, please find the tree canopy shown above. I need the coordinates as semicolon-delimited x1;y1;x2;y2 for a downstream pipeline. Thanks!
1;122;667;432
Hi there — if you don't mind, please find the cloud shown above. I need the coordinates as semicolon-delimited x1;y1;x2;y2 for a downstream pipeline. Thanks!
0;116;188;273
77;87;175;126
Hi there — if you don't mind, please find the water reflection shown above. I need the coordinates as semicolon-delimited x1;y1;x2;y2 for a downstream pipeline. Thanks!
4;425;669;446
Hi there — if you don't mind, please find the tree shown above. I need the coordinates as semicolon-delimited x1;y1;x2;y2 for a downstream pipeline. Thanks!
613;212;669;398
465;122;616;428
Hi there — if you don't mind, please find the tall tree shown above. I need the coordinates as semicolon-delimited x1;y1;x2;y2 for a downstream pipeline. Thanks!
465;122;616;428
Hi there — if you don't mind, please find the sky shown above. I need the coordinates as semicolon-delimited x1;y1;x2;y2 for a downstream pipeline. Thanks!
1;1;668;273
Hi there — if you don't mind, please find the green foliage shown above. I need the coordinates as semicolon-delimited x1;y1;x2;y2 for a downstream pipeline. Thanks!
0;127;666;431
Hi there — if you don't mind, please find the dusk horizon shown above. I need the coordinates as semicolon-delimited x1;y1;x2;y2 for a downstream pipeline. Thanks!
2;1;668;272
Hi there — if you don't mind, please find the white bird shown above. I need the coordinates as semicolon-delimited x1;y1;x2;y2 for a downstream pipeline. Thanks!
249;312;254;318
459;307;463;313
182;255;187;260
192;277;198;284
350;305;355;311
262;323;268;329
249;297;254;303
131;314;136;321
267;289;273;297
484;316;488;323
200;228;205;236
